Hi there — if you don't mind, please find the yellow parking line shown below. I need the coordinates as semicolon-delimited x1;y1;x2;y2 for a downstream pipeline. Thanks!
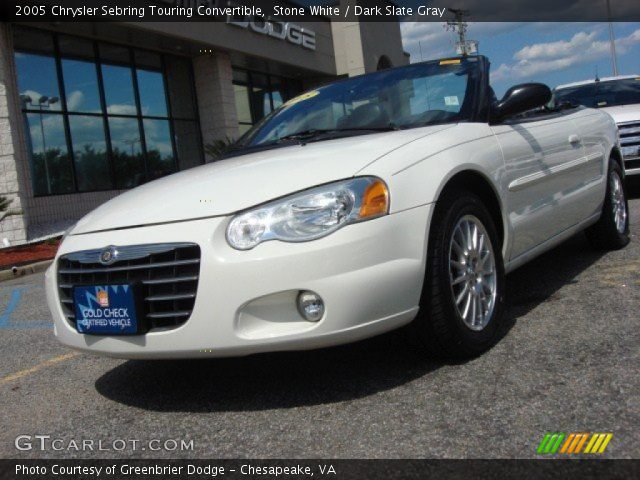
0;352;79;385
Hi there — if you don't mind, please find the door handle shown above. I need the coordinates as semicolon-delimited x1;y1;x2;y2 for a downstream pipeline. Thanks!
568;134;581;145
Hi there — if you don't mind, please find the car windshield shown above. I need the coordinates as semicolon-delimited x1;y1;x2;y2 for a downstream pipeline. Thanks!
554;78;640;108
236;59;480;149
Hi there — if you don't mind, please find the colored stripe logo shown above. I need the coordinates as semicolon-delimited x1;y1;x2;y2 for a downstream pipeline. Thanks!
537;433;613;454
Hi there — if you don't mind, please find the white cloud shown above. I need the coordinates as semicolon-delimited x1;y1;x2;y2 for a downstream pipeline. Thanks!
492;28;640;83
106;103;137;116
400;22;452;61
401;22;525;62
66;90;85;111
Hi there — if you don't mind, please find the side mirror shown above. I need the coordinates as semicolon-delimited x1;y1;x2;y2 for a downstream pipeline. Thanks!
491;83;552;122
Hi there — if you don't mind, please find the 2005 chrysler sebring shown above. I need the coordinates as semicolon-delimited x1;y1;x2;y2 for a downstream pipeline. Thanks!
45;55;630;359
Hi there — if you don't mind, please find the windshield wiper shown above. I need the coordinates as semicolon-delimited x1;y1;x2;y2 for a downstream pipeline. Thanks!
275;129;335;143
225;125;401;158
337;125;400;132
275;124;400;144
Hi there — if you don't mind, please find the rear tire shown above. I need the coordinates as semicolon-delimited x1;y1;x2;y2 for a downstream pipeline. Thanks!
411;190;506;358
586;160;630;250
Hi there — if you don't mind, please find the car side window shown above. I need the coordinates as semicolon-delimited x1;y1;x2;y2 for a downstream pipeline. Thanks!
410;72;467;114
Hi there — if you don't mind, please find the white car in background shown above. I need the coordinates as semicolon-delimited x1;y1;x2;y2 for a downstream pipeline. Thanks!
46;55;629;360
555;75;640;176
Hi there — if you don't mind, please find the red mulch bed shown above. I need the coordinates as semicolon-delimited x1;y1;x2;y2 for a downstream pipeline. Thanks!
0;239;61;270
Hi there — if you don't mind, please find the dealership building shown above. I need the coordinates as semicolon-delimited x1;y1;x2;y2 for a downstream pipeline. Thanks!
0;5;407;245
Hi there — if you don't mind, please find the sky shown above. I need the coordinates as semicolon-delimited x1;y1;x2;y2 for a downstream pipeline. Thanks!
400;22;640;96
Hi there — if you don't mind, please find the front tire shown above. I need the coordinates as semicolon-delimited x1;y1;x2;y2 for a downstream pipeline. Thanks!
412;191;506;358
586;160;630;250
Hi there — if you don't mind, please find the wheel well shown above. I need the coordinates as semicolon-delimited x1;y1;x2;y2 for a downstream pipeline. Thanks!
611;147;624;177
438;171;505;247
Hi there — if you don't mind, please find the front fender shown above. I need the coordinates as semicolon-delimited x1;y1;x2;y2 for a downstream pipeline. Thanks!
358;125;508;258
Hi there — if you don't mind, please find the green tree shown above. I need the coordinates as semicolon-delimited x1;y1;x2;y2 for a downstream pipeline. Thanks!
31;148;74;195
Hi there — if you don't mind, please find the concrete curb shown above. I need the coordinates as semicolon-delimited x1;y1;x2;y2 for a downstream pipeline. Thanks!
0;259;53;282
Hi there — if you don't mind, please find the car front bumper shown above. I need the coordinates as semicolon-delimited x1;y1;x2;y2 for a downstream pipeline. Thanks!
45;204;432;358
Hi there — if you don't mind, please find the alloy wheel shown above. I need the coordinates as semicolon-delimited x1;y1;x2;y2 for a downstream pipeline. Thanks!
610;171;627;234
448;215;497;331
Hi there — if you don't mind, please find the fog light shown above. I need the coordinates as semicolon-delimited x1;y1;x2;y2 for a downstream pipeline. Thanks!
296;291;324;322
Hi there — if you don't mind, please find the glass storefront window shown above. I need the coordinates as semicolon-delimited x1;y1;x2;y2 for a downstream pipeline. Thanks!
137;68;169;117
232;69;249;84
250;73;271;120
232;68;302;134
102;64;137;115
109;117;145;189
68;115;110;191
269;77;285;109
271;91;284;109
13;26;203;196
15;53;62;112
25;113;74;195
143;119;175;180
234;84;252;124
135;48;169;117
237;124;252;136
61;58;102;113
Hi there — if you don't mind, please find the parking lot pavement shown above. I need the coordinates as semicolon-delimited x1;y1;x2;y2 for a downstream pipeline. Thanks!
0;197;639;460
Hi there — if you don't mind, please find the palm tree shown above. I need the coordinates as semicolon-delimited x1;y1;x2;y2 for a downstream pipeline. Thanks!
0;196;21;223
204;136;235;161
0;196;9;212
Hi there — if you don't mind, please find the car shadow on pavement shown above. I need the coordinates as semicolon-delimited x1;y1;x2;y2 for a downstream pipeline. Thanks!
503;233;605;324
95;328;447;412
95;230;609;412
626;176;640;199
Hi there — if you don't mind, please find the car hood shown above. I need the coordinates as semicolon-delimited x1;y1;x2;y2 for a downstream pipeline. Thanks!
71;125;453;234
599;104;640;124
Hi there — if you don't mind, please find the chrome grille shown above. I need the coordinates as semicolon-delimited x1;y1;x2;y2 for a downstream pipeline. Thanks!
57;243;201;331
618;121;640;170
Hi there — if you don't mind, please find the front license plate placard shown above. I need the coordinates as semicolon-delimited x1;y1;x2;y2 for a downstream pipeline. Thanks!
74;285;138;335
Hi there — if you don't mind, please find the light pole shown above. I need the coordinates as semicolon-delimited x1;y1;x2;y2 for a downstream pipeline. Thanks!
446;9;477;56
20;94;59;194
123;138;141;157
606;0;619;76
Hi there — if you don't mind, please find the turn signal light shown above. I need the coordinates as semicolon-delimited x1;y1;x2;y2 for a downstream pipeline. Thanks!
359;179;389;218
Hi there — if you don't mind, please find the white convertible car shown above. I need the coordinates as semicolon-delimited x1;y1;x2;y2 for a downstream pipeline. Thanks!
45;55;629;359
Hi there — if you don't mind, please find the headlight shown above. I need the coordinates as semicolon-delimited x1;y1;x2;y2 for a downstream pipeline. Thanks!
226;177;389;250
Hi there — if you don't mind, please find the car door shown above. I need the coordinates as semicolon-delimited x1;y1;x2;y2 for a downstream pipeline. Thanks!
562;108;610;219
491;112;588;260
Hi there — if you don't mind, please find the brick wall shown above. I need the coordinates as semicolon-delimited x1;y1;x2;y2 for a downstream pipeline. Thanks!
0;23;28;244
193;51;239;159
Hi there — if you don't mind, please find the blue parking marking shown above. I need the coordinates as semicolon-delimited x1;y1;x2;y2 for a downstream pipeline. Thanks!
0;287;51;330
0;288;23;327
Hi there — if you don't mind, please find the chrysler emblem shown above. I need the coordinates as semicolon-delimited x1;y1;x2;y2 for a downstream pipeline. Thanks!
99;246;118;265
